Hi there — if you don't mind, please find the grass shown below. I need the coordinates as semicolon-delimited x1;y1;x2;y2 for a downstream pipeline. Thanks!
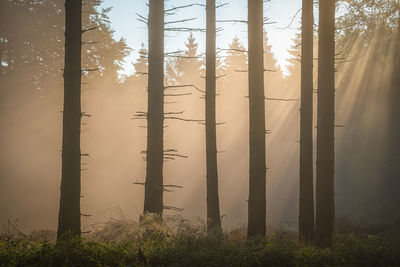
1;215;400;266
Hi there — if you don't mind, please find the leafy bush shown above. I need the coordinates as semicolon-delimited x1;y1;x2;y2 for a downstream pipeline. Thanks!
1;215;400;266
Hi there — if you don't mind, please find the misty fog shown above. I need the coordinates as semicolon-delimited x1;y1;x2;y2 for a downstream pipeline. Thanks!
1;0;399;235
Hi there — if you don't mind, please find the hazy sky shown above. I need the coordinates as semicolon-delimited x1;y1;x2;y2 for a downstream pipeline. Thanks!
100;0;304;75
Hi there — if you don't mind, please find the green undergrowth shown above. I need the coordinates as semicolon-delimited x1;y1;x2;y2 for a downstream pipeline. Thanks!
1;215;400;266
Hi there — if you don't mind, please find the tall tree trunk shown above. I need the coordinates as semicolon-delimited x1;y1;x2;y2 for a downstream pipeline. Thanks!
247;0;266;239
205;0;221;232
299;0;315;242
57;0;82;239
144;0;164;215
316;0;335;248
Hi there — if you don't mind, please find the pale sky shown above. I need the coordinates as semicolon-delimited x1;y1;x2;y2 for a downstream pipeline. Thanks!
100;0;306;75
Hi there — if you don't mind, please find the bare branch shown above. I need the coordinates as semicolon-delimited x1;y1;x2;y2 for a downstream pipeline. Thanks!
82;26;99;33
82;68;99;72
165;4;202;13
81;112;92;117
217;19;247;24
164;184;184;189
165;27;205;32
136;72;149;75
165;18;197;25
165;116;204;123
82;41;100;45
165;93;192;97
216;3;229;9
136;13;148;24
265;97;300;102
164;153;188;158
274;8;302;30
7;218;26;236
166;55;204;59
165;84;205;93
218;47;247;53
165;50;183;55
216;73;228;79
164;111;185;115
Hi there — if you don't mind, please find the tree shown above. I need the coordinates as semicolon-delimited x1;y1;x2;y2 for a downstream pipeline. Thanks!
316;0;336;248
299;0;315;242
205;0;221;232
134;43;148;75
223;36;248;104
376;1;400;220
247;0;267;239
332;0;400;221
222;36;248;105
166;33;203;87
0;0;129;92
225;37;247;73
57;0;83;238
0;0;64;91
144;0;165;215
263;32;284;86
0;0;129;232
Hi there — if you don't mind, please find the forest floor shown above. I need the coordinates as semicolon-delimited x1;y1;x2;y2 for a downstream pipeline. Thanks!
1;215;400;266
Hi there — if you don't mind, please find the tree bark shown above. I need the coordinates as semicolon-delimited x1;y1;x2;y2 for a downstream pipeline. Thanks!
247;0;266;239
299;0;315;242
205;0;222;232
57;0;82;239
144;0;164;215
316;0;335;248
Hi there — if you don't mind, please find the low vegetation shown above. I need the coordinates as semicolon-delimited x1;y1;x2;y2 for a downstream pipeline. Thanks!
1;215;400;266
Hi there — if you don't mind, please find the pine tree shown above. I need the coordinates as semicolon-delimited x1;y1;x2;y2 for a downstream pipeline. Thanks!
171;33;203;86
247;0;267;239
57;0;82;239
299;0;315;242
316;0;335;248
263;31;285;93
263;32;282;76
0;0;129;92
144;0;165;215
225;36;247;73
134;43;148;75
205;0;221;232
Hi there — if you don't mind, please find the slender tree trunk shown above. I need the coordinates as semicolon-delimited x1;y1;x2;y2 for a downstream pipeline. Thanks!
205;0;221;232
144;0;164;215
247;0;266;239
299;0;315;242
316;0;335;248
57;0;82;239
